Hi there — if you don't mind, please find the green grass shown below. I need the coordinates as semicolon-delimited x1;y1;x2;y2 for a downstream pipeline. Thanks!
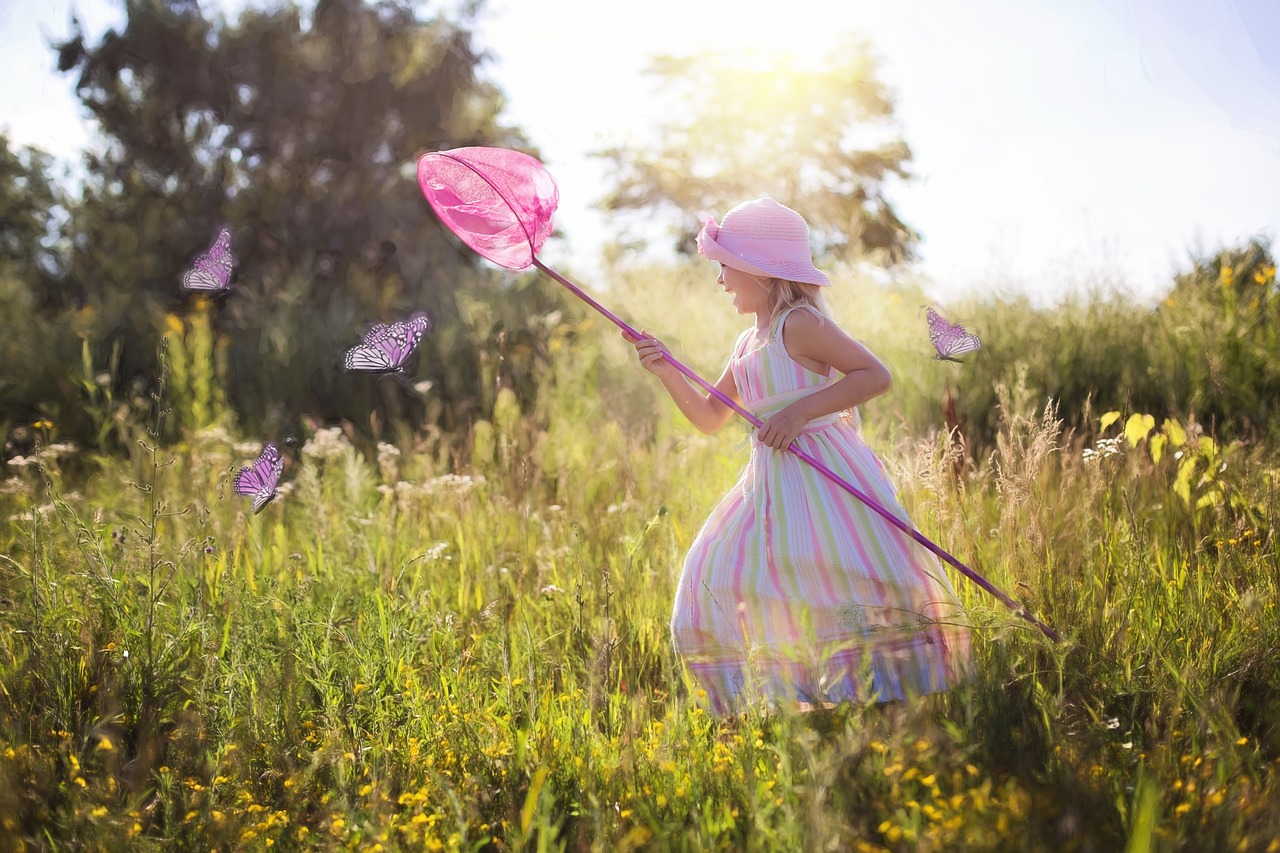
2;271;1279;852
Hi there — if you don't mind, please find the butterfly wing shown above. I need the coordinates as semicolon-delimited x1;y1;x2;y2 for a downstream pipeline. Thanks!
927;307;981;360
343;342;395;372
384;314;431;369
234;443;283;513
182;228;236;291
940;333;982;359
345;313;431;372
362;323;391;344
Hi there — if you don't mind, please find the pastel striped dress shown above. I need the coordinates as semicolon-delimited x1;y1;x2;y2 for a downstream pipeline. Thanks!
671;306;972;714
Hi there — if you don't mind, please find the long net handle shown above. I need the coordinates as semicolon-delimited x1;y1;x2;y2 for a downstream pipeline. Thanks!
532;258;1061;642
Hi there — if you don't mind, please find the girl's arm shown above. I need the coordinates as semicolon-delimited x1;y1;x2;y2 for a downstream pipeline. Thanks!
624;330;741;434
756;310;892;450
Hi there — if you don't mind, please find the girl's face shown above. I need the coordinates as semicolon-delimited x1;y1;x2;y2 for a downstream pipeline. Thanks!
717;263;772;316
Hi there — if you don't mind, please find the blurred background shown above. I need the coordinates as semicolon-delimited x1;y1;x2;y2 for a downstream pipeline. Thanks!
0;0;1277;460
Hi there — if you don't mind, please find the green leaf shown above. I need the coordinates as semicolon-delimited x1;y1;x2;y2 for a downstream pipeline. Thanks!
521;765;549;835
1124;413;1156;448
1149;433;1167;464
1100;411;1123;432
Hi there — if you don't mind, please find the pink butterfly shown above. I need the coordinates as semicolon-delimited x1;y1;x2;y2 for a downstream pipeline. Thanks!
182;228;237;292
926;307;981;362
234;443;283;513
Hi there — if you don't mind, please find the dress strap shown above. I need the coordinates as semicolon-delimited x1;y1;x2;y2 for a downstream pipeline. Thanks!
770;304;822;340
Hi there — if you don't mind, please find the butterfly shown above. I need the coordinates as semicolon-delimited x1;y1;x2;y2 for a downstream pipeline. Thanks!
182;227;237;292
926;306;982;362
234;443;283;513
343;313;432;373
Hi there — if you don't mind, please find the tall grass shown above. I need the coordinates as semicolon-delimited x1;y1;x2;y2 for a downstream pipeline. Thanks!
1;270;1277;851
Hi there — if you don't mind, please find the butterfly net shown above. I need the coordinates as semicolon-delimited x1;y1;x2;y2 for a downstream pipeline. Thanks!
416;147;559;270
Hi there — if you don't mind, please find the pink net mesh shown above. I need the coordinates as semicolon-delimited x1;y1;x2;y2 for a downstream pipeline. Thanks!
416;147;559;270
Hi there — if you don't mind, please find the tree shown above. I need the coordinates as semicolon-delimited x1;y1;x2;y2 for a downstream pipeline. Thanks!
49;0;563;443
594;41;918;266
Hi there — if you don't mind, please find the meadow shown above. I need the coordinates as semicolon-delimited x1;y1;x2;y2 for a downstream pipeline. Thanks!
1;263;1278;852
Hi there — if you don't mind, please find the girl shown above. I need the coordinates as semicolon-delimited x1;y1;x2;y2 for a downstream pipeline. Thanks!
627;198;972;716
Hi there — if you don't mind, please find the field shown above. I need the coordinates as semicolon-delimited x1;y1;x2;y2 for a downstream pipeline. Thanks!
2;266;1278;851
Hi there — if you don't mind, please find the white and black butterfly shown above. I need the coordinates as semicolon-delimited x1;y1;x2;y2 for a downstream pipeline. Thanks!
343;313;432;373
234;443;283;513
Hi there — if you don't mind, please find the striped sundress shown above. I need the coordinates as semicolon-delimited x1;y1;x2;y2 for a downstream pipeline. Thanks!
671;306;972;715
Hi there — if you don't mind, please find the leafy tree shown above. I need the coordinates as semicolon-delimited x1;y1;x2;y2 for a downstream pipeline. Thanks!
0;136;88;450
594;42;918;266
49;0;565;444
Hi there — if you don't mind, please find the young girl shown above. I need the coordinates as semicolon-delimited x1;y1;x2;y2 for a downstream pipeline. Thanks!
627;198;972;715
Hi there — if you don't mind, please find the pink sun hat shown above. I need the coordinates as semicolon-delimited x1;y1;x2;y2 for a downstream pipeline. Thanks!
695;198;831;287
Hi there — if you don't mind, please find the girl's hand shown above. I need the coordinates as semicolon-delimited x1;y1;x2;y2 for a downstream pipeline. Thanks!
757;405;809;450
623;329;678;379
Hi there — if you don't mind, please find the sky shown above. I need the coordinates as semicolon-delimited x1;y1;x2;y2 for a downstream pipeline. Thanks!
2;0;1278;306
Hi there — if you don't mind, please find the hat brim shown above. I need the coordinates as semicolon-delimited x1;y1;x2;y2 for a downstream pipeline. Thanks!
697;229;832;287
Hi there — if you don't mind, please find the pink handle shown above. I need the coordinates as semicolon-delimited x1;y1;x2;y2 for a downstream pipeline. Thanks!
532;258;1060;642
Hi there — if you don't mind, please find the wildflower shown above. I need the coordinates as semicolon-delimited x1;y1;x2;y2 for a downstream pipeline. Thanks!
301;427;350;461
91;806;108;818
32;419;54;431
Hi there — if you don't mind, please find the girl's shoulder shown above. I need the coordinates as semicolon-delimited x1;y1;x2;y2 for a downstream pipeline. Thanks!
775;304;836;337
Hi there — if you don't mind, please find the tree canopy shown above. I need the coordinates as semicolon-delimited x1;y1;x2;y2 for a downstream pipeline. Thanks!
593;42;918;266
0;0;584;447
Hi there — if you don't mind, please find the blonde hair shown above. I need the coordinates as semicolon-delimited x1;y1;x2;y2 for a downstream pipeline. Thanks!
764;278;834;332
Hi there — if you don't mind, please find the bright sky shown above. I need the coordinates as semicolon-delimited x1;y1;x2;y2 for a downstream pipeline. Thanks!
3;0;1278;305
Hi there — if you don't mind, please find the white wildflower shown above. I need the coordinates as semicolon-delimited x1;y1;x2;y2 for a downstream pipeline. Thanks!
37;442;79;461
194;425;233;446
421;473;484;496
1083;436;1125;463
232;440;263;457
1;478;27;494
301;426;349;461
376;442;401;481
